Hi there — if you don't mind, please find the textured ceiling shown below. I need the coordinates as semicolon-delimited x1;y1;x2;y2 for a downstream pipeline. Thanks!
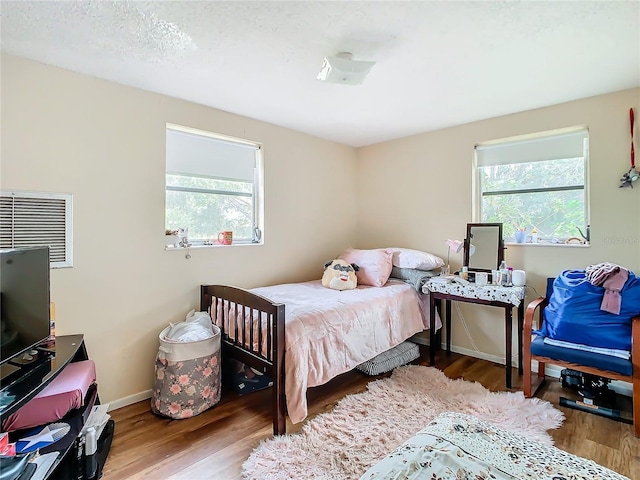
2;1;639;147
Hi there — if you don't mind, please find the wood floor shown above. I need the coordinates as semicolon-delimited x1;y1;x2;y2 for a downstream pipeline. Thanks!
102;347;639;479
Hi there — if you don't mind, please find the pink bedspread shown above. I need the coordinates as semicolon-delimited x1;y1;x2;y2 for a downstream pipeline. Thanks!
250;279;439;424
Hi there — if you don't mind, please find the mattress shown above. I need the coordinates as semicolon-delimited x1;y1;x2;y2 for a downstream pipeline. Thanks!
2;360;96;432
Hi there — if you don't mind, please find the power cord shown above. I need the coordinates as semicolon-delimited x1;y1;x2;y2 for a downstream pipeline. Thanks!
449;283;547;363
454;299;523;363
525;284;543;298
455;302;481;353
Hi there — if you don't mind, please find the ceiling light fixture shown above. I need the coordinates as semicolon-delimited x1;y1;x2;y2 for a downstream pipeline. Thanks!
316;52;376;85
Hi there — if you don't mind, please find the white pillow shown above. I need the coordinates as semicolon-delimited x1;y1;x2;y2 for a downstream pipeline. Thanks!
388;248;444;271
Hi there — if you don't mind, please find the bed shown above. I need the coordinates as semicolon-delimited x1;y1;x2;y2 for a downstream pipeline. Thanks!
200;277;440;435
360;412;629;479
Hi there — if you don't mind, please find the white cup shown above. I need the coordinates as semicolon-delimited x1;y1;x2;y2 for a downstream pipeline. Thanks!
475;272;488;285
512;270;526;286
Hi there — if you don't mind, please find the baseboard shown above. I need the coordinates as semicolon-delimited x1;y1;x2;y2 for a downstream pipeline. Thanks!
107;389;152;411
109;343;633;411
446;344;507;367
410;334;513;367
411;336;634;398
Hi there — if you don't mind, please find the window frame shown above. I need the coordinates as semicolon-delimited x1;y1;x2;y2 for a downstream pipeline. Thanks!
473;127;590;246
165;124;263;247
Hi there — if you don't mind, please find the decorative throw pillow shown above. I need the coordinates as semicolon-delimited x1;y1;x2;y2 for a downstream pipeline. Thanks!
390;266;441;290
339;249;393;287
388;247;444;271
356;341;420;376
322;259;359;291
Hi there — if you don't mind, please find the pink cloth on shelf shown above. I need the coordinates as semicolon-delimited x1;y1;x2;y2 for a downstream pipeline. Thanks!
601;269;629;315
2;360;96;432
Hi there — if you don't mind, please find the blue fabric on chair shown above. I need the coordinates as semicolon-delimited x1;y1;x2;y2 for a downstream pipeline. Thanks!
536;269;640;351
524;275;640;437
531;336;633;376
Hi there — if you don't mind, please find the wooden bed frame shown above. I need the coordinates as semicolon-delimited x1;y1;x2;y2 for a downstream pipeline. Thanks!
200;285;287;435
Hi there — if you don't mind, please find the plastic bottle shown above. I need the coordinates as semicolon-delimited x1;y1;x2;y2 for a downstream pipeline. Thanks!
85;427;97;479
498;261;507;286
531;227;538;243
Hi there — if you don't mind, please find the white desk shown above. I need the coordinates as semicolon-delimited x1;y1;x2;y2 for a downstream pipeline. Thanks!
423;279;526;388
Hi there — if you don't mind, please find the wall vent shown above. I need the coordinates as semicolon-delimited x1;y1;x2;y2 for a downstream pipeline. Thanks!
0;191;73;268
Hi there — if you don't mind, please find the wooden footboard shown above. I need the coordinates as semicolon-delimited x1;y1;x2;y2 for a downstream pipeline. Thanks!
200;285;286;435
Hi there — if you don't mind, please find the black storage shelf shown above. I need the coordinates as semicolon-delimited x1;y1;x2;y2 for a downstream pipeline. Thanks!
0;335;113;480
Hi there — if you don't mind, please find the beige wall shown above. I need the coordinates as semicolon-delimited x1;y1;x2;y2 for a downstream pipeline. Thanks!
3;53;639;404
0;54;358;406
357;88;640;364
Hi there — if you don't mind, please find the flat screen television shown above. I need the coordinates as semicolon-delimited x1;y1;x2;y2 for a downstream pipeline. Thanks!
0;246;51;365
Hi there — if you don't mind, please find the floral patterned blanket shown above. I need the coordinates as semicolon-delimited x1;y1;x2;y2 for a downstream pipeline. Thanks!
360;412;629;480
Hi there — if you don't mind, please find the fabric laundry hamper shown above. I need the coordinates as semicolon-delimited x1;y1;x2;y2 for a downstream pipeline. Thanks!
151;321;222;419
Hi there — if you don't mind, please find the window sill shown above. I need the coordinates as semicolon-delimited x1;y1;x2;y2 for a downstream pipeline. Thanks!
164;242;262;251
505;241;589;248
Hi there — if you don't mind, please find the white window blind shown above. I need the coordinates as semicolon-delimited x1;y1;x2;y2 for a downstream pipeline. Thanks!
0;191;73;268
476;129;588;167
166;128;257;182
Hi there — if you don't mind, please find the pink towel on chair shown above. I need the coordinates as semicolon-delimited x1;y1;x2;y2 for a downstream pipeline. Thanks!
585;262;620;286
601;268;628;315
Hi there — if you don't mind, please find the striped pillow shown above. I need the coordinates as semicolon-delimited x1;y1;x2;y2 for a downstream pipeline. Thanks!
356;341;420;376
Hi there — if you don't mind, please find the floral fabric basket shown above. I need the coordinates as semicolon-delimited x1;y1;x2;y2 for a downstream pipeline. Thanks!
151;323;221;419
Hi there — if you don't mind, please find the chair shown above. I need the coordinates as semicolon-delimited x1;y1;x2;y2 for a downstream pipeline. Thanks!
523;278;640;437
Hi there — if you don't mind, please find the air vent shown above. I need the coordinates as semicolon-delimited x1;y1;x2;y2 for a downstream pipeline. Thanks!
0;191;73;268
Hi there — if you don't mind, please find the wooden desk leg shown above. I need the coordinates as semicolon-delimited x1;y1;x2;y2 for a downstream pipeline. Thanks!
517;302;524;375
445;300;451;354
505;306;513;389
429;292;436;366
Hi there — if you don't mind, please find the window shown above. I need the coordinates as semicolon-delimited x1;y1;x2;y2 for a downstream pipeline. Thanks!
474;128;589;244
0;191;74;268
165;124;262;245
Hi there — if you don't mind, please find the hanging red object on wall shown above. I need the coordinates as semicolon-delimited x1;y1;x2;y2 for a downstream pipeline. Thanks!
620;107;639;188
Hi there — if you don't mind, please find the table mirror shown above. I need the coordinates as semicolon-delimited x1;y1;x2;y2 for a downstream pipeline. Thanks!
463;223;504;272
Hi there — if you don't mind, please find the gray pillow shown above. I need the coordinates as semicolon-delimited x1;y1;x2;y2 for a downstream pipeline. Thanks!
390;266;440;291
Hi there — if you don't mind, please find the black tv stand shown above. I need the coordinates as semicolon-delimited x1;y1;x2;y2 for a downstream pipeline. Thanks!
0;334;113;480
0;335;84;417
3;347;54;379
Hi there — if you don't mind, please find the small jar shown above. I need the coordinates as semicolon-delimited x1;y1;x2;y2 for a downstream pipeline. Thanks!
461;266;468;280
531;228;539;243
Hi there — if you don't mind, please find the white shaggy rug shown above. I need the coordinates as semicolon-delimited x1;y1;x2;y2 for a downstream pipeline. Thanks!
242;365;564;480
